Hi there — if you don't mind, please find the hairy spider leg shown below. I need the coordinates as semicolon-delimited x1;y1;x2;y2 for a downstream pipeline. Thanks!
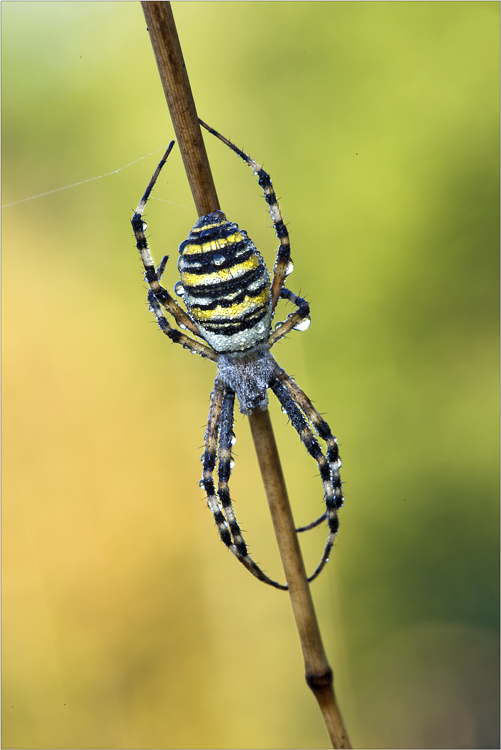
156;255;169;280
202;383;234;545
131;142;203;339
202;383;287;589
280;374;344;512
295;513;328;533
217;389;287;589
198;119;291;311
270;376;340;582
267;288;311;348
147;292;217;361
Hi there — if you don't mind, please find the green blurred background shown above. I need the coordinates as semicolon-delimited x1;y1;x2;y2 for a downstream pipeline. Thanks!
2;2;499;748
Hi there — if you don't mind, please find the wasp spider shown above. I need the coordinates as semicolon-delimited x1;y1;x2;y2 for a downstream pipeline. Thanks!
131;120;343;589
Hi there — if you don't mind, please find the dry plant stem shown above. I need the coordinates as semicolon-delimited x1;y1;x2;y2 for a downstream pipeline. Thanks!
140;3;351;747
248;408;350;749
141;1;219;215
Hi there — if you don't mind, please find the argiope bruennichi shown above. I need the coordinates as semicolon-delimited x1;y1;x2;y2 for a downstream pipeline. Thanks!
131;120;343;589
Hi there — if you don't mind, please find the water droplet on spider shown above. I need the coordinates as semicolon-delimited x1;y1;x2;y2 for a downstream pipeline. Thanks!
213;253;225;266
281;406;287;414
294;317;311;332
177;255;184;271
231;434;237;446
198;479;205;489
179;323;187;330
229;460;235;470
142;222;148;231
285;260;294;276
174;281;185;296
255;322;267;334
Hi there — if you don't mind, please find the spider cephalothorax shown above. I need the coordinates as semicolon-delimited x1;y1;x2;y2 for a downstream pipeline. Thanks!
131;120;343;589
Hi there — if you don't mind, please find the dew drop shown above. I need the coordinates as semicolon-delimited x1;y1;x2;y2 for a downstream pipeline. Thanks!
142;222;148;231
200;228;219;241
177;255;184;271
255;322;266;334
179;323;187;330
294;317;311;332
231;434;237;446
285;260;294;276
198;479;205;489
229;460;235;470
213;253;225;266
174;281;185;297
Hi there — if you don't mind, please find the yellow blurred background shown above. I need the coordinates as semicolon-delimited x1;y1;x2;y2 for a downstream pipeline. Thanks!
2;2;499;748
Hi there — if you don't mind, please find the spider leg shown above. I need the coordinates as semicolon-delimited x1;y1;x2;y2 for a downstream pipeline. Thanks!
154;258;206;340
201;382;234;549
202;384;287;589
296;512;327;533
279;373;344;512
199;119;291;311
156;255;169;280
217;389;288;590
131;143;205;340
148;291;217;361
267;288;311;348
131;142;174;298
270;373;341;583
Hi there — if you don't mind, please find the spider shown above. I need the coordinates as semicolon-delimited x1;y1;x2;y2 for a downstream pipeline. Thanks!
131;120;343;590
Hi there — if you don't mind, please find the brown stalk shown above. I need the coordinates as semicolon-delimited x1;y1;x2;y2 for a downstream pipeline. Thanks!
140;3;351;748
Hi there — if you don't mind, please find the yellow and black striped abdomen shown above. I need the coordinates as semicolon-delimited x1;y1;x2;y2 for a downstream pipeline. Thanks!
178;210;272;353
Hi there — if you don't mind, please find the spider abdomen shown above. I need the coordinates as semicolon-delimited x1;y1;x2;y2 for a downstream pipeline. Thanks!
178;210;272;353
